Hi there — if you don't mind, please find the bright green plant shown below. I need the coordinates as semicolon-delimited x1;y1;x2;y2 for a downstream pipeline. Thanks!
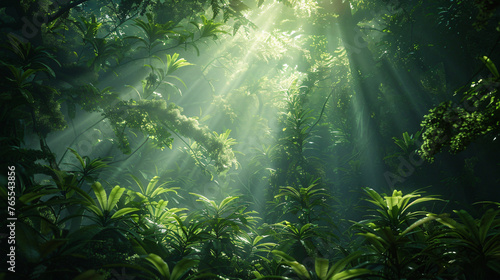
127;13;176;55
191;193;258;239
135;199;187;246
386;130;422;159
138;53;193;99
232;230;277;276
3;34;60;76
73;15;122;71
9;183;137;279
272;222;319;255
145;199;186;225
196;15;229;39
235;231;277;261
73;15;102;43
143;253;200;280
356;188;445;279
274;178;330;223
129;175;179;201
66;148;110;185
77;182;139;226
355;214;447;279
435;208;500;279
362;187;441;232
190;193;258;275
266;250;371;280
167;213;207;257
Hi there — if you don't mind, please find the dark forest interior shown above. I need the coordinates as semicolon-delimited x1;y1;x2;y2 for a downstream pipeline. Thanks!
1;0;500;279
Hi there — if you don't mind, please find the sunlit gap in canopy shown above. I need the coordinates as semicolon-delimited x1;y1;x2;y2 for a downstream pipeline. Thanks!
330;18;392;190
74;1;288;193
197;3;283;104
166;0;301;203
56;1;310;197
176;2;287;145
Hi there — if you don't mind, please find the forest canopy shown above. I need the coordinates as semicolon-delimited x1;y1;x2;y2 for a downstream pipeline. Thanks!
1;0;500;279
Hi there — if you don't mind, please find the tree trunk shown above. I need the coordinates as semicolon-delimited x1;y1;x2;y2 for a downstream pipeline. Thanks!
327;0;388;187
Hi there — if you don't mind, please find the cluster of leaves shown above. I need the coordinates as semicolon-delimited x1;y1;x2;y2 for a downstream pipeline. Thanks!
0;34;65;134
0;1;243;182
473;0;500;30
419;57;500;161
353;188;500;279
268;75;326;198
6;148;500;280
102;98;236;171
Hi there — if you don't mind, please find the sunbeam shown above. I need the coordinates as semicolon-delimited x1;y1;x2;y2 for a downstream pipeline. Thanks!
3;0;500;278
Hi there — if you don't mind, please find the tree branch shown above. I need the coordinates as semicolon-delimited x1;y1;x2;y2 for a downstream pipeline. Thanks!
48;0;90;24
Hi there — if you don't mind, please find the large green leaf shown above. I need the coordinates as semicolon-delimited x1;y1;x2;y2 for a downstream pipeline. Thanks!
272;250;311;279
86;205;103;217
326;252;362;278
68;147;86;169
315;258;329;279
480;56;500;78
145;176;160;196
106;186;125;211
331;268;371;280
478;209;499;244
146;253;171;279
91;182;107;211
170;258;198;280
111;207;139;219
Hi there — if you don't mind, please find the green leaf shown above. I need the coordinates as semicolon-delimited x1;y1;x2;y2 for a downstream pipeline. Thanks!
363;188;386;208
315;258;329;279
130;174;146;195
19;189;59;204
327;252;362;278
87;205;103;217
455;209;480;240
287;261;311;279
68;148;86;169
130;238;148;255
146;253;171;279
170;258;198;280
331;268;371;280
219;196;239;212
111;207;139;219
480;56;500;78
404;197;441;213
401;214;441;235
167;75;188;89
145;176;160;196
190;193;217;209
91;182;107;210
107;186;125;212
478;209;499;244
165;53;193;75
272;250;311;279
272;249;296;262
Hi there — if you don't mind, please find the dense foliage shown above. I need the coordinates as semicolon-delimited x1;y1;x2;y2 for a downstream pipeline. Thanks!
1;0;500;279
